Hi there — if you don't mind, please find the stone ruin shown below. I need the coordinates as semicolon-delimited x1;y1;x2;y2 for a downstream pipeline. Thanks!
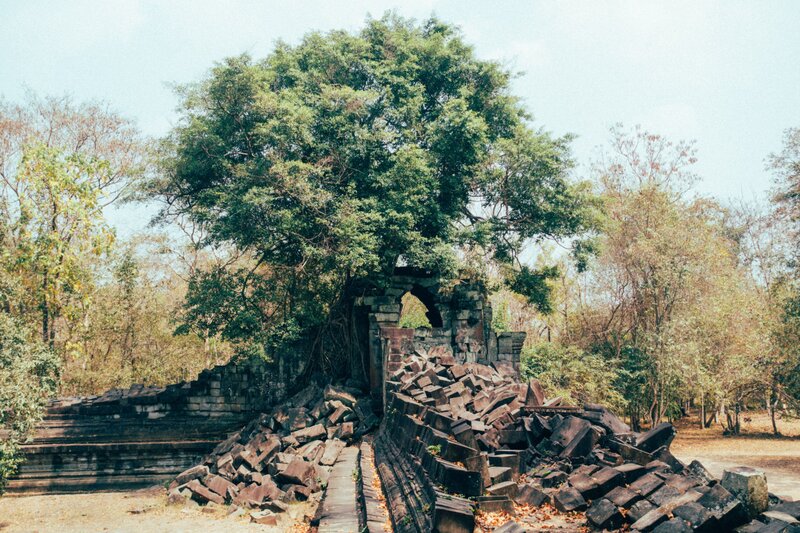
7;269;800;532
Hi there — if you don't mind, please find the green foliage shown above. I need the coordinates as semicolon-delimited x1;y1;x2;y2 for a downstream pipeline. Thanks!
491;298;511;333
148;15;596;364
398;292;432;329
426;444;441;456
505;265;560;313
521;342;626;413
63;237;234;395
0;313;60;491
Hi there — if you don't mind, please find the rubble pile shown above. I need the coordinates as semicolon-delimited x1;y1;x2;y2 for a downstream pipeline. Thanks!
168;381;379;524
379;345;795;532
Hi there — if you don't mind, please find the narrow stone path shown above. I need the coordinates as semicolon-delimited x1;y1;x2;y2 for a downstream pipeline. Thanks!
360;439;392;532
317;446;361;533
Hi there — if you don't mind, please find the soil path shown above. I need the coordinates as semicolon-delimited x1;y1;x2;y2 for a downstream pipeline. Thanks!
0;487;312;533
671;412;800;500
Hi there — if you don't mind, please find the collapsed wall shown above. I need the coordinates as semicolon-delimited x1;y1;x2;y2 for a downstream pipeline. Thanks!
374;343;798;532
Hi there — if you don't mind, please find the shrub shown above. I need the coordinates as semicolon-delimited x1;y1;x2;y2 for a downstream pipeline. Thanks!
521;342;627;414
0;313;60;492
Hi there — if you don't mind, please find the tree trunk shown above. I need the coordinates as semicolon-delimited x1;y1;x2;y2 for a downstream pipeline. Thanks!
700;390;705;430
770;384;780;435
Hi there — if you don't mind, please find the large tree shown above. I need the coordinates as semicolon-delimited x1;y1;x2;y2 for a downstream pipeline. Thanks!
148;15;597;373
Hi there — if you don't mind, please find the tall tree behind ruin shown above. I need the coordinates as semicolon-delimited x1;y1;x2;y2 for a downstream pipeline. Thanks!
147;15;599;374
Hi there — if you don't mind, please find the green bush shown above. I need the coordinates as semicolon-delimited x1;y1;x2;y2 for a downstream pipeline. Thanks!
0;313;60;492
521;342;627;414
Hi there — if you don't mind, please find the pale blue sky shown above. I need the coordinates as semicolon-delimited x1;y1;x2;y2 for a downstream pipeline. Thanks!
2;0;798;236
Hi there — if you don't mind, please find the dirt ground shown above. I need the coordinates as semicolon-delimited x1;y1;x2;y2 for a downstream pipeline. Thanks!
672;410;800;500
0;486;314;533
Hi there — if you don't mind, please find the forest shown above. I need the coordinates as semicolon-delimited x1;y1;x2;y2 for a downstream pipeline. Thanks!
1;15;798;488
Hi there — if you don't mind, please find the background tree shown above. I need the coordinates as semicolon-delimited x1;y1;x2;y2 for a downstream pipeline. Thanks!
0;95;147;348
147;15;598;376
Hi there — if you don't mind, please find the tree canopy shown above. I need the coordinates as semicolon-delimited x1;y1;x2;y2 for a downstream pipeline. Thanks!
148;15;597;360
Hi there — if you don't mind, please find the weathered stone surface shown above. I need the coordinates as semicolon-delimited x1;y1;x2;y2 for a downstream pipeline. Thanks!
324;384;357;407
772;501;800;521
569;472;601;499
553;487;588;512
560;425;599;459
486;481;518;498
204;474;236;499
549;416;592;449
606;486;643;509
292;423;326;443
250;510;278;525
631;508;670;531
514;484;549;507
629;500;658;524
277;457;316;487
651;518;692;532
631;472;666;498
721;466;769;519
672;501;717;531
234;477;282;507
635;422;676;453
319;438;346;466
586;498;624;530
184;478;224;505
175;465;209;486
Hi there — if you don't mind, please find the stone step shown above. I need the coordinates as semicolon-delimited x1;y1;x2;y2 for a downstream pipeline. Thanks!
6;439;220;494
28;418;245;444
4;473;177;494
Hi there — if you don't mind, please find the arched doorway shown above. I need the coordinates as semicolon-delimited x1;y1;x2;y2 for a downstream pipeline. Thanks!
399;284;443;328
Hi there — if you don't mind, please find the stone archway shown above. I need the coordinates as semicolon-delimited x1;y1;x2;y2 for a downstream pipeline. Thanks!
352;268;526;409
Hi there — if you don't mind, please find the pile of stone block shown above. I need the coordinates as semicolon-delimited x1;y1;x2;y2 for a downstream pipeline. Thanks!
169;382;379;524
379;345;794;532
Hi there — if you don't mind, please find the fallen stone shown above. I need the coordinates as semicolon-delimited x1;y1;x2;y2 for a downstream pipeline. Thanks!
629;500;658;524
204;474;236;500
174;465;209;487
324;384;357;407
722;466;769;519
568;473;602;500
184;479;224;505
320;439;346;466
553;487;588;512
651;517;692;532
487;481;518;498
586;498;624;530
514;484;549;507
672;501;717;531
292;423;326;444
250;510;278;525
593;466;624;493
631;507;670;531
277;457;316;487
631;472;665;498
606;486;643;509
635;423;676;453
549;416;592;449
